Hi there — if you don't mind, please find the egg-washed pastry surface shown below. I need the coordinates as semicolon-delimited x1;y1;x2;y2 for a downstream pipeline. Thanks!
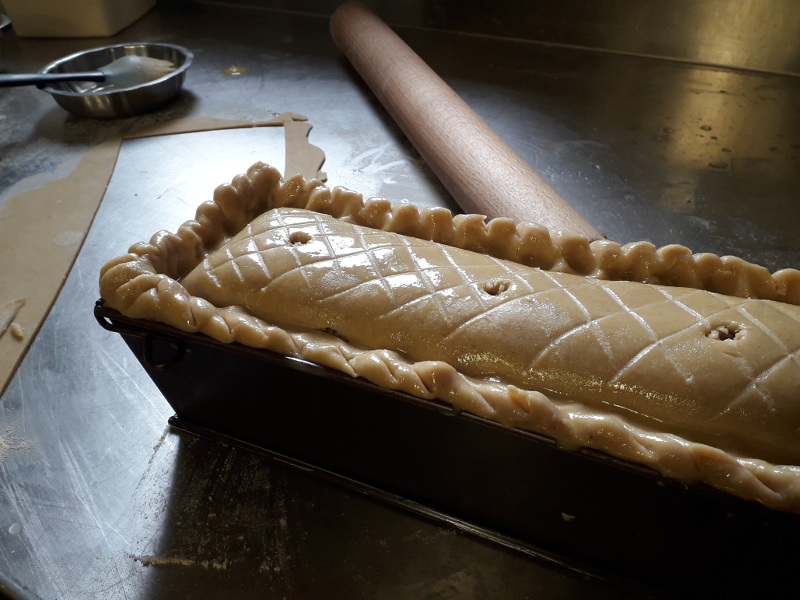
100;163;800;514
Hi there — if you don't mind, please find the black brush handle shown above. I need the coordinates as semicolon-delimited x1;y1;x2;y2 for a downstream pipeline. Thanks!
0;71;105;88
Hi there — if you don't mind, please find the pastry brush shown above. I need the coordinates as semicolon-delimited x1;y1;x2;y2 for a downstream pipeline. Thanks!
0;55;176;89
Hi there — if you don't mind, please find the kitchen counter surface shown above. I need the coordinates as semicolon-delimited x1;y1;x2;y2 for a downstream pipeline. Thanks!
1;1;799;598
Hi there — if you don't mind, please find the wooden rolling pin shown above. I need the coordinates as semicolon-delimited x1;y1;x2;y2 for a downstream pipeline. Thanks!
330;2;601;239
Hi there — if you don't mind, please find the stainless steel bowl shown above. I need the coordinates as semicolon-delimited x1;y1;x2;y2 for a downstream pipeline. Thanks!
39;43;193;118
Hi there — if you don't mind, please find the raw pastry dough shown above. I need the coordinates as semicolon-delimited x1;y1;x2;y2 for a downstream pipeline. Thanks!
100;162;800;513
180;207;800;465
0;113;324;394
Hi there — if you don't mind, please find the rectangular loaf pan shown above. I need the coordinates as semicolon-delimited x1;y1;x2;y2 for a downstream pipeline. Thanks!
95;300;799;597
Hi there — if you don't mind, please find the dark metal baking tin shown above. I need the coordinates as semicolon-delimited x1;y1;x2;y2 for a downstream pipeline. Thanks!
95;300;799;598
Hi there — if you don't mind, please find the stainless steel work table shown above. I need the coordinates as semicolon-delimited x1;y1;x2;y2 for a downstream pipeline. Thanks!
2;1;799;598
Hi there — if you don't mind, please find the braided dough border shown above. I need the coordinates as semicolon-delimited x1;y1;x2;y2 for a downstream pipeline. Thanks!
100;162;800;514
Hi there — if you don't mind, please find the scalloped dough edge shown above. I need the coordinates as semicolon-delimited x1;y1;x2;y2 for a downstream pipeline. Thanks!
100;162;800;514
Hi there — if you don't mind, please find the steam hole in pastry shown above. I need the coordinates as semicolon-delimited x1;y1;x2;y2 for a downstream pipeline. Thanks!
319;327;348;343
483;279;512;296
289;232;312;245
706;324;741;341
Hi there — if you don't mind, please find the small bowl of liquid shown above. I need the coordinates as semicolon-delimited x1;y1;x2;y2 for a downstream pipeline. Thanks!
39;42;193;118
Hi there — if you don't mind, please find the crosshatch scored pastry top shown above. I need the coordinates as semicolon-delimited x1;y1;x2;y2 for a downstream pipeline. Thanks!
99;162;800;514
